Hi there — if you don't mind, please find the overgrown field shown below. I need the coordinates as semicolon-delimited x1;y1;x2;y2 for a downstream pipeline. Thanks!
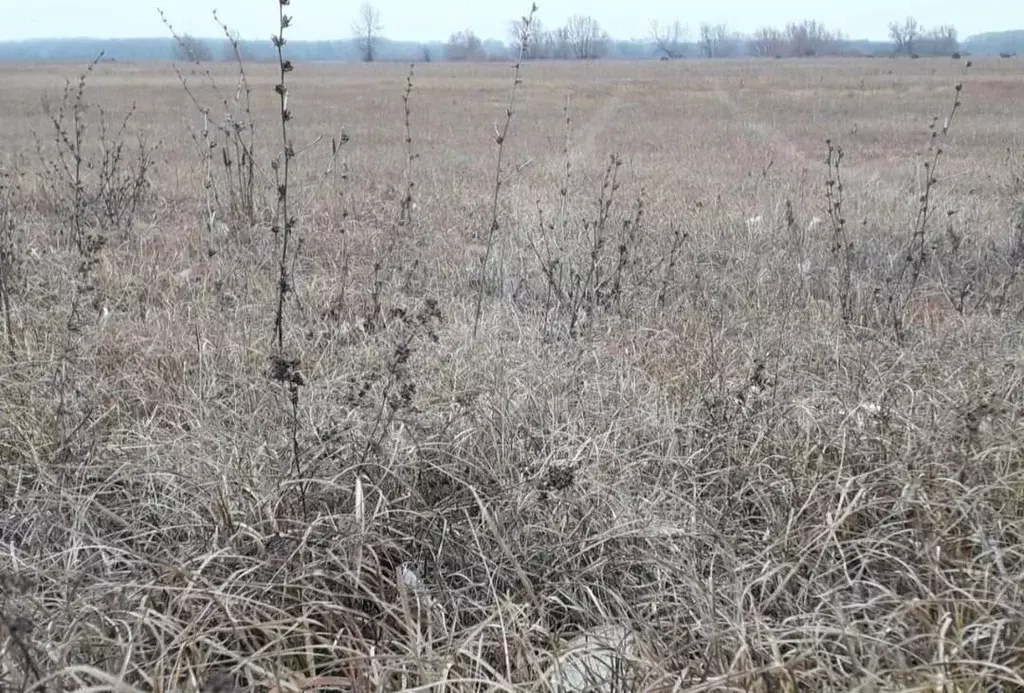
2;54;1024;692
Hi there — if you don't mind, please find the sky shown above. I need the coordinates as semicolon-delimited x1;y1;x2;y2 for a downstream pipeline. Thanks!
0;0;1020;44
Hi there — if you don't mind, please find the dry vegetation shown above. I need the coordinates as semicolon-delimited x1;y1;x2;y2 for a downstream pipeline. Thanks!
1;41;1024;693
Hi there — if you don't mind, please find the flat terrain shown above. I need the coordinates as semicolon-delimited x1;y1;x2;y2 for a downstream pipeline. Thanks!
2;57;1024;692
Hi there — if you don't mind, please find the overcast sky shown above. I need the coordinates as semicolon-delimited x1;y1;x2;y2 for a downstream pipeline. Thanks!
0;0;1019;43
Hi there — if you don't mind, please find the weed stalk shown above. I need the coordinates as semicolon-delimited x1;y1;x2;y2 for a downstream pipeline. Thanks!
825;137;854;323
884;80;965;338
0;171;22;352
472;3;537;339
267;0;307;518
366;63;417;332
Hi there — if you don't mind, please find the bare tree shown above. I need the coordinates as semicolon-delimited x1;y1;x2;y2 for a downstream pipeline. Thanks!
510;17;545;59
698;23;730;58
445;30;485;61
889;16;920;55
352;2;383;62
509;18;575;60
785;20;839;56
749;26;786;57
563;15;609;59
888;20;901;53
551;28;575;59
698;23;713;58
920;25;958;55
651;19;686;59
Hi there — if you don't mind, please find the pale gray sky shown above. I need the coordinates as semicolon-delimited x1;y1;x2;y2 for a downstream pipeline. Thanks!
0;0;1018;43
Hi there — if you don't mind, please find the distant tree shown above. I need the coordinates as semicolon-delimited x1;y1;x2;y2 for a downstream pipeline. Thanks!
889;16;920;55
749;26;786;57
510;16;593;60
173;33;214;62
351;2;383;62
509;16;543;58
528;29;550;59
445;30;485;61
698;23;730;58
785;20;840;56
563;15;609;59
548;28;576;59
920;25;958;55
510;17;557;59
698;23;713;57
888;19;957;56
650;19;686;59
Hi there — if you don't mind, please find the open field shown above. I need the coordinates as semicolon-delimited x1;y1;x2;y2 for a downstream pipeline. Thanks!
2;56;1024;692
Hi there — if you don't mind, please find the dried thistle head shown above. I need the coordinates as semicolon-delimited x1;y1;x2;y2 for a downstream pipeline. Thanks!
269;354;304;387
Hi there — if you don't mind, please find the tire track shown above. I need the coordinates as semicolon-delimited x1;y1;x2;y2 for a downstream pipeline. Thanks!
710;86;813;169
572;87;626;165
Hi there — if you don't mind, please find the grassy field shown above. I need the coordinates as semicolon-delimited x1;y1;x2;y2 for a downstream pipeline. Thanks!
1;53;1024;692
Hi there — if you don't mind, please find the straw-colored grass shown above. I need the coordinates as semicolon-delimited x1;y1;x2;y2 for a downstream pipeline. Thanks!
1;55;1023;692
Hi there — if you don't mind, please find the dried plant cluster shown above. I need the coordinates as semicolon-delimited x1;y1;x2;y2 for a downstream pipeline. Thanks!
0;25;1023;693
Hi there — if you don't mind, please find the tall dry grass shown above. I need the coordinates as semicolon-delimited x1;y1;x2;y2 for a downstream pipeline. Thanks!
1;25;1023;693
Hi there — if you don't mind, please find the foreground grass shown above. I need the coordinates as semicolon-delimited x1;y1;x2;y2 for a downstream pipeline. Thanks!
1;58;1023;692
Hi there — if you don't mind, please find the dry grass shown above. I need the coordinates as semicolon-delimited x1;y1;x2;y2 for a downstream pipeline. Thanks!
1;54;1024;693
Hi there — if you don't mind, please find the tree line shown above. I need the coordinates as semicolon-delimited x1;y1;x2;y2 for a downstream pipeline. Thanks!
2;12;1020;64
887;17;959;57
352;6;969;62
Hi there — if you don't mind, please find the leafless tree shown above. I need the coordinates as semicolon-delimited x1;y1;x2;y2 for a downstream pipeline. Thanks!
698;23;714;58
510;16;546;59
530;27;555;59
889;16;920;55
650;19;686;59
445;30;486;61
920;25;958;55
749;26;786;57
785;20;840;56
698;23;731;58
546;28;575;59
352;2;383;62
563;15;609;59
509;17;529;54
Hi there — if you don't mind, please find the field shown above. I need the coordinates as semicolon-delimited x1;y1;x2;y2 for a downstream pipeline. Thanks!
2;54;1024;692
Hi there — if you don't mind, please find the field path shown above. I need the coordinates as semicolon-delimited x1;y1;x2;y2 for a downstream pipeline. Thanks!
572;86;626;165
528;83;627;210
709;84;814;170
